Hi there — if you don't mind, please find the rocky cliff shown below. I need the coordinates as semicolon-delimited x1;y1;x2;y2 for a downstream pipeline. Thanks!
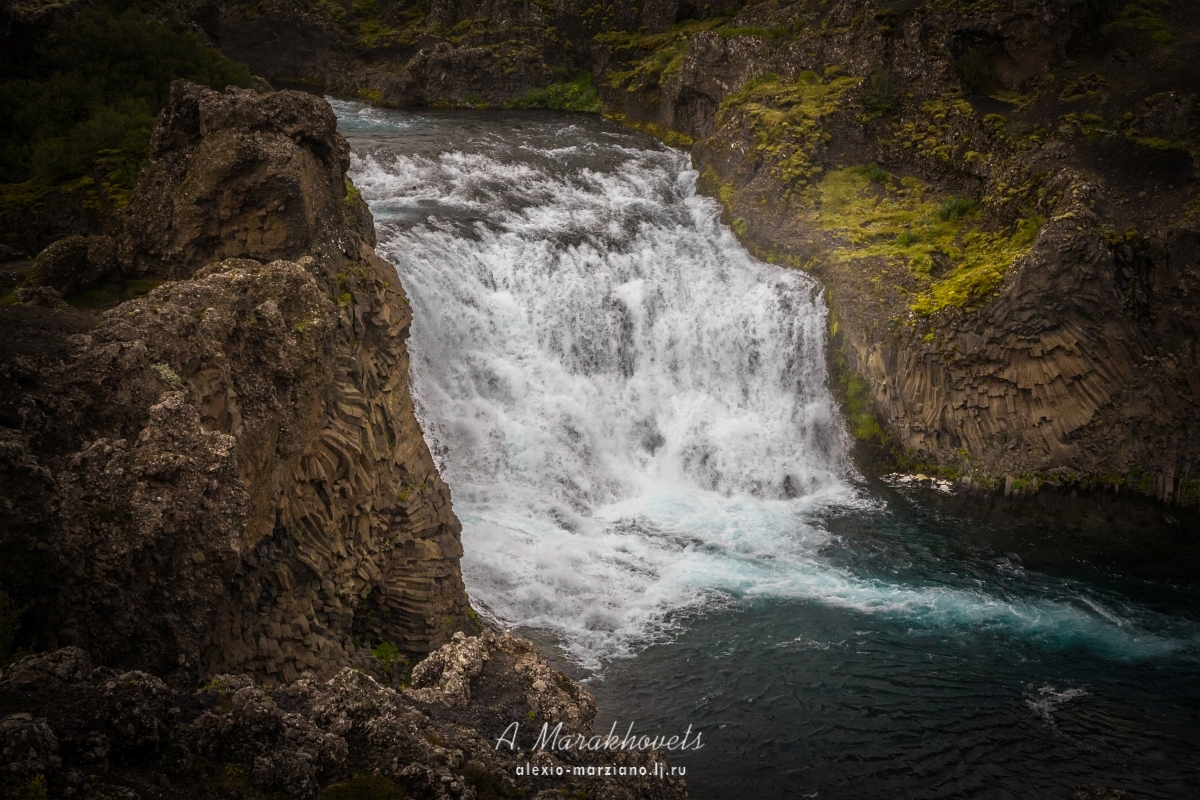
597;0;1200;501
0;633;686;799
0;81;687;799
2;81;475;682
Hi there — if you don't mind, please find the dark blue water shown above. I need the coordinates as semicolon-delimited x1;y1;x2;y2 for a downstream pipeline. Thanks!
333;100;1200;799
589;486;1200;799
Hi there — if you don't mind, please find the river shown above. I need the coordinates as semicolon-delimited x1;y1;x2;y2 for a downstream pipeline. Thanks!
333;100;1200;800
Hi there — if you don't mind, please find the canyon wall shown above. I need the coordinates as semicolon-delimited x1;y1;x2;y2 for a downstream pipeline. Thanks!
1;81;475;682
177;0;1200;500
601;0;1200;499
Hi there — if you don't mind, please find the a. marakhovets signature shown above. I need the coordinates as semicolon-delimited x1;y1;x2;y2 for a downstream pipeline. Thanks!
495;721;704;752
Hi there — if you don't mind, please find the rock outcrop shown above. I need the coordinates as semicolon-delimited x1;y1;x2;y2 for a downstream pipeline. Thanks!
0;81;475;683
594;0;1200;501
0;78;688;800
0;636;687;799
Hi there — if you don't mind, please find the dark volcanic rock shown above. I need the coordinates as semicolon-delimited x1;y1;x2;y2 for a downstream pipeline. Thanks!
0;82;474;684
0;636;688;799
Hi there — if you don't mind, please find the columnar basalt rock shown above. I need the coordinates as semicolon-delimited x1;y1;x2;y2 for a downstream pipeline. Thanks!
0;81;476;684
596;0;1200;499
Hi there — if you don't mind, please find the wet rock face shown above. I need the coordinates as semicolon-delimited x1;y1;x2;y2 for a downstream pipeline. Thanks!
0;638;688;800
0;82;474;683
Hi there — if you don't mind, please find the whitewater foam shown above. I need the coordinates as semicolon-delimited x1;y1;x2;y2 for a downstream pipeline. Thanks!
337;104;1191;669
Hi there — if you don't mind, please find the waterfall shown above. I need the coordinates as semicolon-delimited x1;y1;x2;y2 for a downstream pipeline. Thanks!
346;109;856;666
338;102;1189;669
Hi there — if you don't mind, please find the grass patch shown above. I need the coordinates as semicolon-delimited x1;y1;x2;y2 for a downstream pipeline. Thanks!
509;73;602;113
812;167;1044;316
717;71;862;191
1102;0;1174;45
321;773;406;800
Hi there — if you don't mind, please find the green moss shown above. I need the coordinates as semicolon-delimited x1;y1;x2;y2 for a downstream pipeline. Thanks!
1059;73;1107;102
151;362;184;389
1102;0;1174;45
605;113;695;147
598;17;726;93
1056;111;1115;138
509;73;602;113
843;371;884;441
321;773;406;800
889;94;977;163
811;167;1044;316
717;71;861;192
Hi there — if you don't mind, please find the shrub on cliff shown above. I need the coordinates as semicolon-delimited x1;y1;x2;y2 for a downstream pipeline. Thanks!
0;0;252;195
0;591;24;665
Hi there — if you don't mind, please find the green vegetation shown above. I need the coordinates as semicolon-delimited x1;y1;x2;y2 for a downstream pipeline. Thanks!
890;94;977;163
18;775;48;800
605;113;695;147
370;640;409;680
717;71;862;191
860;70;898;117
598;17;727;93
321;774;406;800
1;590;26;665
66;277;163;310
345;178;362;205
1059;73;1106;102
1102;0;1175;45
841;369;885;441
0;0;252;211
510;73;603;113
151;362;184;389
812;167;1044;316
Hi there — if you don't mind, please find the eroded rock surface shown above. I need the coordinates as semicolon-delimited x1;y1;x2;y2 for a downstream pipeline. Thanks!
0;637;688;799
0;81;474;684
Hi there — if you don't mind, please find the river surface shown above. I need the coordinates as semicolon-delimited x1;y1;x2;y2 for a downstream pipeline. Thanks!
333;100;1200;799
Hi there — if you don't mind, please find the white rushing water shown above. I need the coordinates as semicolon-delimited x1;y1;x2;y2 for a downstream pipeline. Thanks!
350;118;859;666
340;105;1190;668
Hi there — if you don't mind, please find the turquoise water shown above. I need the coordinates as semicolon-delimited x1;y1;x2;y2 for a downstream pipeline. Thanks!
334;101;1200;799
